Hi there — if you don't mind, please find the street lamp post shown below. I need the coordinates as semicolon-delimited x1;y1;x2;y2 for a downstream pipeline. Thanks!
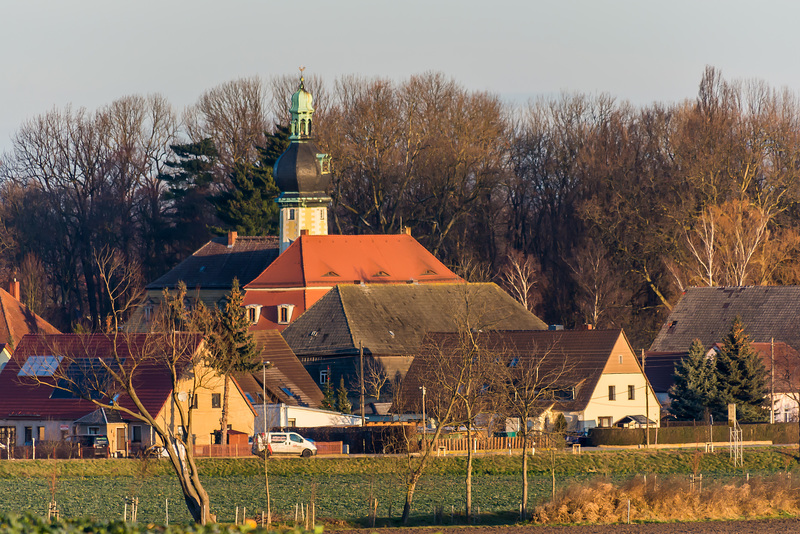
420;386;427;451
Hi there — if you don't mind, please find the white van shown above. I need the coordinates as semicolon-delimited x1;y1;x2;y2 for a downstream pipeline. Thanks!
252;432;317;458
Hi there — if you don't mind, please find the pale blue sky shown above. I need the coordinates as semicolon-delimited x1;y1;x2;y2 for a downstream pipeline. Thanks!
2;1;799;156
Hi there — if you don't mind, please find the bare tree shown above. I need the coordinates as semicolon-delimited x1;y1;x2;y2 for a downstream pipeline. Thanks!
567;240;629;328
184;77;269;172
499;250;540;312
393;332;478;524
490;337;574;518
23;280;216;523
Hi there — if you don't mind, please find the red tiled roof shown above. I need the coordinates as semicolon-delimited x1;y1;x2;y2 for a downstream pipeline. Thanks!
0;333;202;421
0;288;60;350
245;234;463;289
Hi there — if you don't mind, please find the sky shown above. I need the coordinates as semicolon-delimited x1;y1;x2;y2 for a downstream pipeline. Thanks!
2;0;800;157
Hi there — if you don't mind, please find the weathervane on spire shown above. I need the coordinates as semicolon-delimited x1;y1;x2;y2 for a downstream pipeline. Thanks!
299;66;306;88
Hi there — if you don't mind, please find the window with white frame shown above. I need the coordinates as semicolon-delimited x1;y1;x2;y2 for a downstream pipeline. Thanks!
277;304;295;325
246;305;262;325
319;368;329;385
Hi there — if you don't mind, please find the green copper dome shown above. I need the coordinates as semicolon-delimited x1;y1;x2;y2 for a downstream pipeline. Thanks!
274;72;332;198
290;76;314;140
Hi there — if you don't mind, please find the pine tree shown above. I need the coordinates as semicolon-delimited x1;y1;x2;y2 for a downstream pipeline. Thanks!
336;376;352;414
668;339;717;420
320;373;335;410
712;316;769;422
206;278;260;445
210;125;290;236
155;139;220;271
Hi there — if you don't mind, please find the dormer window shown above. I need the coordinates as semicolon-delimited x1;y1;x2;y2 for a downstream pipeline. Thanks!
277;304;295;325
317;154;331;174
245;304;262;325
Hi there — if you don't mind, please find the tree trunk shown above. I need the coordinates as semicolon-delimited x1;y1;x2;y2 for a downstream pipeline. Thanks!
521;433;529;519
401;471;422;525
164;437;213;523
466;428;473;521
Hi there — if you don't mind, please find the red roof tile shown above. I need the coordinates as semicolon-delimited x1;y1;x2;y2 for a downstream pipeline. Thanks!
0;333;202;422
245;234;463;289
0;289;60;350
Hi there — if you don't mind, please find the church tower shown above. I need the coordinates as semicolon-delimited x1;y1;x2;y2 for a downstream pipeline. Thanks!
273;72;332;254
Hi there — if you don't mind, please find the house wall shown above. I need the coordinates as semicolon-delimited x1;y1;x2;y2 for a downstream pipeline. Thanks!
255;403;363;430
0;419;72;446
578;336;660;430
0;347;10;372
579;372;661;430
157;367;255;446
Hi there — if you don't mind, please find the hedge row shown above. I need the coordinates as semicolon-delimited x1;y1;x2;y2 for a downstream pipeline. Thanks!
589;422;800;446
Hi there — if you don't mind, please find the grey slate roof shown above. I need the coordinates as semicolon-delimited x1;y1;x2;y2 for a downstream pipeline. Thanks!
282;283;548;357
649;286;800;353
146;236;279;290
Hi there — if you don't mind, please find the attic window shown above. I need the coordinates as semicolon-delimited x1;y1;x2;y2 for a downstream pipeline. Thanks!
373;271;390;277
310;331;318;337
388;330;395;338
277;304;295;325
421;269;437;276
245;304;263;325
321;271;339;277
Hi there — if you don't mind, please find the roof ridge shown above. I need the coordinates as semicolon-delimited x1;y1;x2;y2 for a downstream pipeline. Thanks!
336;286;358;350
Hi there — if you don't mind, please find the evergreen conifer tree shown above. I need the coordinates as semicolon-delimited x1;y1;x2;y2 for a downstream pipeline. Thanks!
156;138;220;266
336;376;352;414
712;316;769;422
668;339;717;420
210;125;290;236
206;278;260;444
320;370;335;410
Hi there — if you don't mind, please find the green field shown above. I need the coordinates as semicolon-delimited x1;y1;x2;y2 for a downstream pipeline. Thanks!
0;448;797;526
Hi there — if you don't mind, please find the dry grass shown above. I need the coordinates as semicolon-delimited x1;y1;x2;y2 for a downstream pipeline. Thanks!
532;474;800;524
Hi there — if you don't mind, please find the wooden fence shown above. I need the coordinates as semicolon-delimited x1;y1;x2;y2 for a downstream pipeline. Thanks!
431;434;560;453
192;441;343;457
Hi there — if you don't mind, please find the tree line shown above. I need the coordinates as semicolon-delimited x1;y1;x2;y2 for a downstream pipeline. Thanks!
2;67;800;348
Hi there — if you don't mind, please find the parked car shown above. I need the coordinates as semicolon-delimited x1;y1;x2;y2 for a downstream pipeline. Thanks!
252;432;317;458
72;435;109;458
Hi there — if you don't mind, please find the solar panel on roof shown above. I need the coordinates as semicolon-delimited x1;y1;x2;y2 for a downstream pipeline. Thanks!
18;355;63;377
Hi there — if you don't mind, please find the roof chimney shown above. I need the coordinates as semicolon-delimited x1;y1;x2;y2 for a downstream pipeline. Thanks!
227;231;237;248
9;279;20;301
300;229;309;236
403;226;412;236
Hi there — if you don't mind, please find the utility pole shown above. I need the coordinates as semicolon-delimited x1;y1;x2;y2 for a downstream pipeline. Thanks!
642;349;650;448
420;386;427;451
263;360;271;526
360;341;365;427
771;337;775;424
